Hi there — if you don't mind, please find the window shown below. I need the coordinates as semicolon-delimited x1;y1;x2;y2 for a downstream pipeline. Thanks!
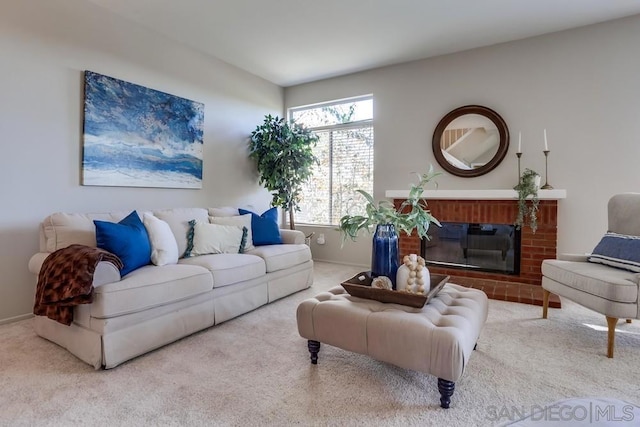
289;96;373;226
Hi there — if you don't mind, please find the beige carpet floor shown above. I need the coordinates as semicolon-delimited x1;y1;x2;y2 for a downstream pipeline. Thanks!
1;261;639;426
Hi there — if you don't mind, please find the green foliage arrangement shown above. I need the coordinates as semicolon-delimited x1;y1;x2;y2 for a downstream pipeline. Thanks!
249;115;318;229
515;168;540;233
338;166;441;242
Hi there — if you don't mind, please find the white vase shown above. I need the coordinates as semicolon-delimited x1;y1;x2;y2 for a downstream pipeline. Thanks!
396;254;431;293
534;174;541;190
396;264;410;291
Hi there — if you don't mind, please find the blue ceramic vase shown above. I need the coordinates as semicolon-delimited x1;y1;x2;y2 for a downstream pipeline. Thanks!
371;224;399;289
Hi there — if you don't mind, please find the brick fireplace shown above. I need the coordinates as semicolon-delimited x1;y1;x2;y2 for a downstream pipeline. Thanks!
390;190;565;307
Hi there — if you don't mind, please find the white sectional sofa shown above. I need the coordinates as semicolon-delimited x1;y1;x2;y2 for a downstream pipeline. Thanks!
28;207;313;369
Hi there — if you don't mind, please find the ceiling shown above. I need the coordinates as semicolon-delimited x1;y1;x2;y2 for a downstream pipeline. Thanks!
86;0;640;87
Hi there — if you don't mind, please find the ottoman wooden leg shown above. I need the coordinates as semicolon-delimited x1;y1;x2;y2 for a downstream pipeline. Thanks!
437;378;455;409
308;340;321;364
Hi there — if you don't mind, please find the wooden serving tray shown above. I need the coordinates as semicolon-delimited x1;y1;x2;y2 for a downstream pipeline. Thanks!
341;272;450;308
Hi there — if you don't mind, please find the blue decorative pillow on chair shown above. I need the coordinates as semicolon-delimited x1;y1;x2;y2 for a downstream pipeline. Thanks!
588;232;640;272
238;207;282;246
94;210;152;276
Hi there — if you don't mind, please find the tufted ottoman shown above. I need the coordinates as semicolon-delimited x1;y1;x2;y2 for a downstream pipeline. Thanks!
296;283;488;408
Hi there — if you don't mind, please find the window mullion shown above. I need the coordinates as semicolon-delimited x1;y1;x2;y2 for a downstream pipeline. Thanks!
328;130;334;223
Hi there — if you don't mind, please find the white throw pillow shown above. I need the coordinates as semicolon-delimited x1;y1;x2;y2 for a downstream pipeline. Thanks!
209;214;255;251
191;221;245;256
143;214;179;266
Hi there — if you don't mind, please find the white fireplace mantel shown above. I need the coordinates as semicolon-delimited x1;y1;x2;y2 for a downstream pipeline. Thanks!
385;189;567;200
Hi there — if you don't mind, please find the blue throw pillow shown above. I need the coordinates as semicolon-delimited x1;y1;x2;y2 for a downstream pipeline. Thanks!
94;211;151;276
588;232;640;272
238;207;282;246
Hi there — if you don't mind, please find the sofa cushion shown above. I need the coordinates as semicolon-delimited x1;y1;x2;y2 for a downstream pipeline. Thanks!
186;220;247;256
90;263;213;318
238;207;282;246
542;259;639;303
246;244;312;273
208;207;239;217
153;208;209;258
179;253;265;288
209;214;254;251
94;211;151;276
143;214;179;266
588;232;640;272
42;211;142;252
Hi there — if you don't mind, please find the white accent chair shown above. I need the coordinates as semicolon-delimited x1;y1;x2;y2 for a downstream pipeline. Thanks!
541;193;640;358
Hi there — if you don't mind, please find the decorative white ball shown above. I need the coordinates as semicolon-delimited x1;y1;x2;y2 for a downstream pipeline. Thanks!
372;276;392;290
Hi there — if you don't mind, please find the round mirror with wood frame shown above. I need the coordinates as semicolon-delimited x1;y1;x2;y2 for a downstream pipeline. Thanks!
432;105;509;177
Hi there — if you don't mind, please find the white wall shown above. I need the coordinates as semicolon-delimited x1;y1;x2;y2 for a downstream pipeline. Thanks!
0;0;282;322
285;14;640;265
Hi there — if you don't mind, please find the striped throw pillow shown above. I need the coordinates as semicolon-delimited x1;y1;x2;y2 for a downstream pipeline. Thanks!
588;232;640;272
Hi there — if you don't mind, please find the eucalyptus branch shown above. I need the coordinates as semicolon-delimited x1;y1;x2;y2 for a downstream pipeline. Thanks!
338;167;441;243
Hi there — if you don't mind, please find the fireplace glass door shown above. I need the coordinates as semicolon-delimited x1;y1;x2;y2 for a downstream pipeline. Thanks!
422;222;520;274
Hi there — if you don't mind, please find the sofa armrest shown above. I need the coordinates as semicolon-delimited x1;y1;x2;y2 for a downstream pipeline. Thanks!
92;262;122;287
28;253;51;275
28;252;121;287
280;229;306;245
557;253;590;262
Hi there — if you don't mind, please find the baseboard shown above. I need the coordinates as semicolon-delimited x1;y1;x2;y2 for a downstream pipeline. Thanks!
312;258;369;269
0;313;34;325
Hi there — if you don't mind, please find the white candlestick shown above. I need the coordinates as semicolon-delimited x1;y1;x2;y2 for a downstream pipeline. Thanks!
544;129;548;151
518;132;522;153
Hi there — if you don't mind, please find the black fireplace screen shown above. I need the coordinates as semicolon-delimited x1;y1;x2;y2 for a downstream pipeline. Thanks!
421;222;520;274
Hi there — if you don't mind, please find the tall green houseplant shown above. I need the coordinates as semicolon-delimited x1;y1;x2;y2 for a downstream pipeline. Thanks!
249;115;318;229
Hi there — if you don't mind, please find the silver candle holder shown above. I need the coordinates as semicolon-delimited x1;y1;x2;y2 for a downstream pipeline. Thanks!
541;150;553;189
515;151;522;188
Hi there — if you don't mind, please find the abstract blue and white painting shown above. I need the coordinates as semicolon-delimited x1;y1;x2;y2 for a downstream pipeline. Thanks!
82;71;204;188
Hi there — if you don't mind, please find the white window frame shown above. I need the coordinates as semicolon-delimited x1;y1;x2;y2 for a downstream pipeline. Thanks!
288;95;374;227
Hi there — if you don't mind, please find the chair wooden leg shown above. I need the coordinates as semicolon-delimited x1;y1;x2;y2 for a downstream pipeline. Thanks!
542;289;550;319
606;316;618;358
626;319;632;323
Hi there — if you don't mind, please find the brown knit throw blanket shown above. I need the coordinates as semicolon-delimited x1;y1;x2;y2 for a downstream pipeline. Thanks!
34;244;123;325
